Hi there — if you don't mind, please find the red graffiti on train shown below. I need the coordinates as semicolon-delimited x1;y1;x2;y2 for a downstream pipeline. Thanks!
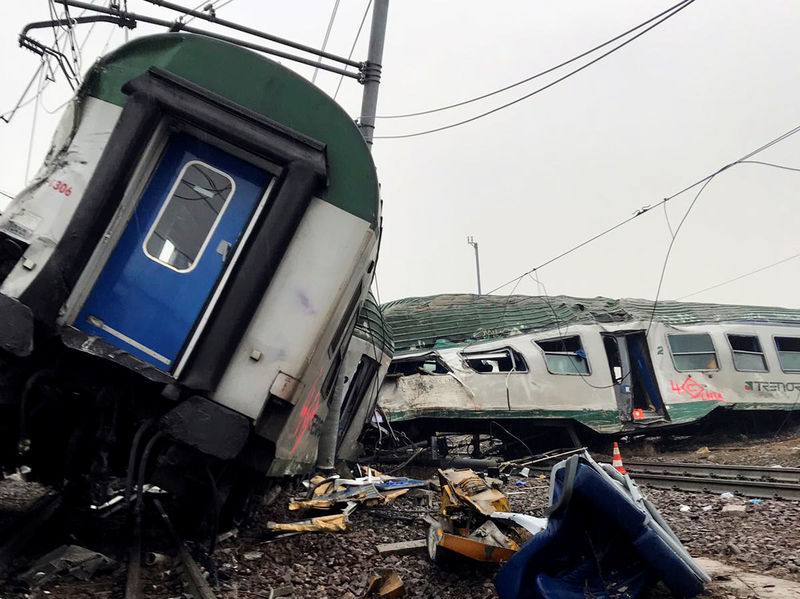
670;376;725;401
291;368;324;454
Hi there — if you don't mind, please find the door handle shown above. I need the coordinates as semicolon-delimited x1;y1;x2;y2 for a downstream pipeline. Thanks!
216;240;232;262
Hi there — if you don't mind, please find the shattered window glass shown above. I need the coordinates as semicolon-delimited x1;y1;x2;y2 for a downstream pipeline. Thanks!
387;354;450;376
462;348;528;373
667;333;718;371
535;336;590;375
145;161;234;271
775;337;800;372
728;334;767;372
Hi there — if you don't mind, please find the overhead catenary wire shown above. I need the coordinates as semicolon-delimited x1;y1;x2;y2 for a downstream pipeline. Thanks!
645;157;800;333
2;0;100;123
373;0;696;139
181;0;236;26
676;250;800;301
311;0;341;84
333;0;372;101
375;0;693;120
485;125;800;296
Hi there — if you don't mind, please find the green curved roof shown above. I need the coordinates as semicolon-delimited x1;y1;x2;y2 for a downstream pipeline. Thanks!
353;292;394;357
82;33;378;226
382;294;800;353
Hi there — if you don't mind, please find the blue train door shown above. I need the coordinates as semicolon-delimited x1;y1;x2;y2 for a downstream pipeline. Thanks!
75;132;271;371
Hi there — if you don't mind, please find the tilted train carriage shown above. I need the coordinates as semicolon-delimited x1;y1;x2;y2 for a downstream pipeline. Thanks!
319;292;394;466
377;294;800;444
0;33;381;508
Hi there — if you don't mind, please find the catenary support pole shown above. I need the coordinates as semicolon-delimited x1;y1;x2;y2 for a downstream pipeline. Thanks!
467;236;482;294
358;0;389;148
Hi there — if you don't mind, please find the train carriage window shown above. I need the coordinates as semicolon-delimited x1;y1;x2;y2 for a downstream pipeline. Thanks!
461;348;528;373
728;335;768;372
387;353;450;377
144;161;235;271
535;336;590;375
667;333;718;371
775;337;800;372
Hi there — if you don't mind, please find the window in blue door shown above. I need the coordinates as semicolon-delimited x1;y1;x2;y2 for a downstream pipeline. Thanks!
144;161;235;272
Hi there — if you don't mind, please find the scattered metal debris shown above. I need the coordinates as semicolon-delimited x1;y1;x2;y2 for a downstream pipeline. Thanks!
375;539;427;556
363;569;405;598
267;513;350;533
426;468;530;563
20;545;115;587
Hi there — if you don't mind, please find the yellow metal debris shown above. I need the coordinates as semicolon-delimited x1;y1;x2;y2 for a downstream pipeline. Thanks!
266;513;348;533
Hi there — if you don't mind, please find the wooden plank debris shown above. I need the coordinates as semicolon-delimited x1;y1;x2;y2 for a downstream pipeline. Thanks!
375;539;427;556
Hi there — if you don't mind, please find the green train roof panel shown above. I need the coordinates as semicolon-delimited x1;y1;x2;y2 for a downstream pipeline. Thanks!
353;292;394;356
82;33;378;226
382;294;800;353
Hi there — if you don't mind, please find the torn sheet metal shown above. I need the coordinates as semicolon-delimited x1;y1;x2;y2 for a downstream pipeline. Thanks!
363;569;406;598
374;477;428;491
289;483;384;511
290;471;428;511
433;520;518;563
439;468;509;516
489;512;548;535
21;544;116;586
267;512;349;533
428;468;526;563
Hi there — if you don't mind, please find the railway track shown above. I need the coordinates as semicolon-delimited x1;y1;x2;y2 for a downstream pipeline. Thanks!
623;461;800;501
522;460;800;500
0;480;215;598
124;497;217;599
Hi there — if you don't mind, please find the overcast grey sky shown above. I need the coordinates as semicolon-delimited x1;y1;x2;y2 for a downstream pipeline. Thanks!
1;1;799;308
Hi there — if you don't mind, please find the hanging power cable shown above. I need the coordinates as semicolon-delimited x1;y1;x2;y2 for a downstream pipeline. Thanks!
374;0;696;139
485;124;800;296
311;0;342;84
3;0;100;123
676;251;800;301
333;0;372;101
376;0;692;120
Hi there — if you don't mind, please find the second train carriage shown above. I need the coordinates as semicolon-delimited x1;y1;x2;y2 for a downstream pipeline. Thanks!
318;292;394;466
0;33;382;504
377;294;800;442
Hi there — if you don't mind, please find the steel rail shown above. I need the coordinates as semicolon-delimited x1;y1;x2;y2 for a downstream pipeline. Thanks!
154;498;216;599
521;461;800;500
623;461;800;485
627;472;800;501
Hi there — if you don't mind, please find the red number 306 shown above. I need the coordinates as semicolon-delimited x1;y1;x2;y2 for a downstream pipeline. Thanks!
46;179;72;196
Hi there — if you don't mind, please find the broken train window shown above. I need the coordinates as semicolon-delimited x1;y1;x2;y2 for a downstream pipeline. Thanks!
461;348;528;373
775;336;800;373
534;336;590;375
667;333;718;371
387;353;450;377
144;161;234;272
727;334;768;373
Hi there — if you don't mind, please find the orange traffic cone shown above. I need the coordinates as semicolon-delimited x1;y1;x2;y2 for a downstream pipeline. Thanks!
612;442;627;474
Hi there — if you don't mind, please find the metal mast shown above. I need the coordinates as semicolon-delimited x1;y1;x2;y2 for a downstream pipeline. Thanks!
467;236;482;295
358;0;389;148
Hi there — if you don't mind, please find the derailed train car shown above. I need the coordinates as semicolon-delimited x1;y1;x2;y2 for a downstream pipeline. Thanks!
319;293;394;466
378;294;800;443
0;33;381;507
